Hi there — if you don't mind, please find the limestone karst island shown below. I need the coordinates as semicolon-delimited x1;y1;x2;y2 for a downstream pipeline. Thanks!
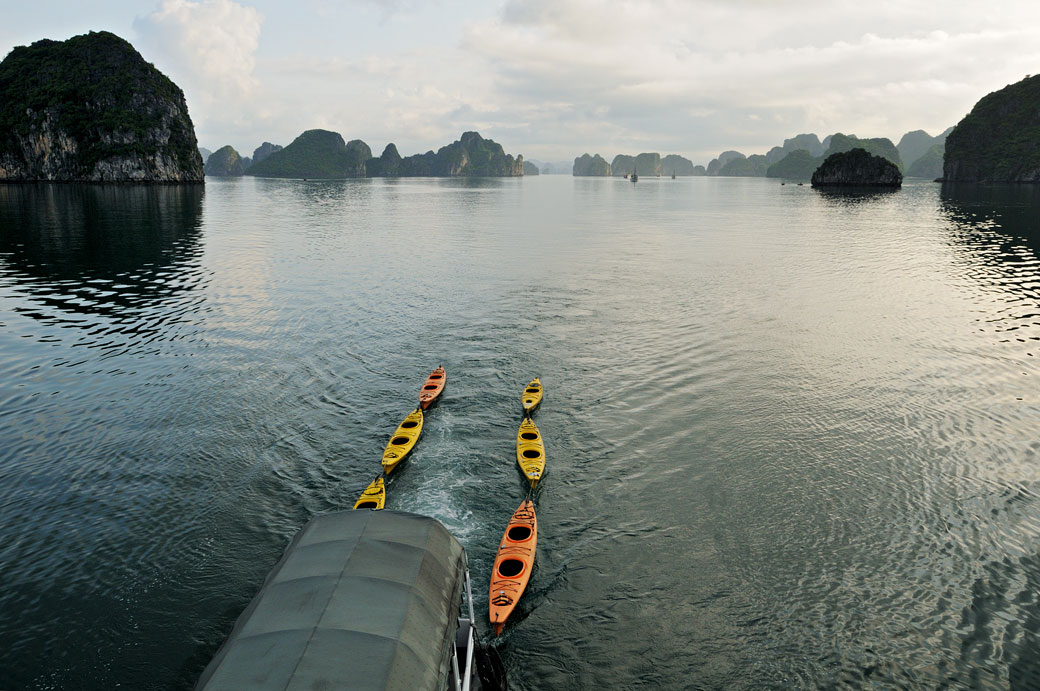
4;31;1040;188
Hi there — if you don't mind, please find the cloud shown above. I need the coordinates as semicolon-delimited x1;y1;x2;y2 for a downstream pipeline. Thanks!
134;0;263;106
460;0;1040;160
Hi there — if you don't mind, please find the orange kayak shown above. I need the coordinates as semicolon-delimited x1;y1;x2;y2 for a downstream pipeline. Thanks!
419;366;446;410
489;499;537;635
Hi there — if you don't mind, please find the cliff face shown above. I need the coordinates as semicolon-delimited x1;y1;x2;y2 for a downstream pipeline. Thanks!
944;74;1040;182
0;31;203;182
811;148;902;188
573;153;611;176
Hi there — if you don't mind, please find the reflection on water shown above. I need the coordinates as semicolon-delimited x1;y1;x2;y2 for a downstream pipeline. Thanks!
940;183;1040;346
2;177;1040;689
0;184;206;320
812;186;901;206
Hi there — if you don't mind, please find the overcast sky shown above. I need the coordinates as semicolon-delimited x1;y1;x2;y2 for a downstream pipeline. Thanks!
3;0;1040;165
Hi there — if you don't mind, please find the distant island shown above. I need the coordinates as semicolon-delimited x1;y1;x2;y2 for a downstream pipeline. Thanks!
0;31;203;182
943;73;1040;182
216;130;524;179
572;152;703;176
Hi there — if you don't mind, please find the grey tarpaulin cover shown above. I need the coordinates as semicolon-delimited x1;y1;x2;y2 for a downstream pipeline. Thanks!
196;510;466;691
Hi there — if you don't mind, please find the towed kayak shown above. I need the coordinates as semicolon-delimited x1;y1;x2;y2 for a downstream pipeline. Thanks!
521;378;542;415
353;477;385;510
489;499;537;635
382;408;423;474
515;418;546;489
419;366;446;410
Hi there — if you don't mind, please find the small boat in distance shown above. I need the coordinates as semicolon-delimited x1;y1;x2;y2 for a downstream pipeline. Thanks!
631;166;638;183
671;170;676;179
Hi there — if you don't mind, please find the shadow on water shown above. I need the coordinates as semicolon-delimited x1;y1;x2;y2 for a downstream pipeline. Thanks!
0;184;205;320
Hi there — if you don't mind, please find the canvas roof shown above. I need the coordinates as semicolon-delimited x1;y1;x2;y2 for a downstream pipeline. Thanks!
196;510;466;691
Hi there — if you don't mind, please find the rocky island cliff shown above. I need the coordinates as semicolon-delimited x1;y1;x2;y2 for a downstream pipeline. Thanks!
944;74;1040;182
811;148;902;188
0;31;203;182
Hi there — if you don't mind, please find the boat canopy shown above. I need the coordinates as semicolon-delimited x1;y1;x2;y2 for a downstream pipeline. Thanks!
196;510;467;691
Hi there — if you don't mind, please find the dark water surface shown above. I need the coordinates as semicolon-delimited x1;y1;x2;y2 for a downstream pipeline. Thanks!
1;177;1039;689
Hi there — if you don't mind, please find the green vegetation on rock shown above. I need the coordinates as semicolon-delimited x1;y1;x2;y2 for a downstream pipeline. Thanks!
251;142;282;165
204;145;246;177
0;31;203;181
944;74;1040;182
719;154;768;177
907;143;945;179
766;150;821;180
661;154;696;175
611;153;662;176
523;160;539;175
823;133;902;170
246;129;361;178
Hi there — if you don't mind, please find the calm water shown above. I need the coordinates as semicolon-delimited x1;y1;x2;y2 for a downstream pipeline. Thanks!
1;176;1039;690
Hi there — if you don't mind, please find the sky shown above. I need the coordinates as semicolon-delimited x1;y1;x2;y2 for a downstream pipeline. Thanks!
3;0;1040;165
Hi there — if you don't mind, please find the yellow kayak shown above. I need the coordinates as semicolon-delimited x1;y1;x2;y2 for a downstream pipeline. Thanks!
516;417;546;488
353;477;385;510
521;378;543;415
381;408;423;474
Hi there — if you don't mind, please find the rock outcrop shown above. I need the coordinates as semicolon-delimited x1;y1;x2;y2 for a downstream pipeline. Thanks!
765;134;825;163
246;129;363;178
251;142;282;165
366;143;402;177
204;145;246;176
766;150;820;180
943;74;1040;182
719;154;768;177
199;147;213;163
573;153;611;176
823;133;902;170
706;151;745;176
811;148;902;188
0;31;203;182
415;131;522;176
661;154;696;175
907;143;945;179
344;139;371;177
897;127;953;173
523;160;539;175
611;153;662;176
